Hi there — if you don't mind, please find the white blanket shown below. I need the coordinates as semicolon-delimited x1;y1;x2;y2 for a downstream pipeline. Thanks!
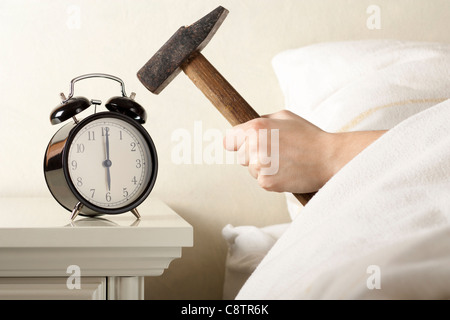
236;100;450;299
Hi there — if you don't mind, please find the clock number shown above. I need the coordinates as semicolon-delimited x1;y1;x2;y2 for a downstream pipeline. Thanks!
76;144;85;153
123;187;128;198
119;131;123;140
136;159;142;168
130;142;136;152
106;192;111;202
88;131;95;141
102;127;110;137
77;177;83;187
71;160;77;170
90;189;95;198
131;176;137;185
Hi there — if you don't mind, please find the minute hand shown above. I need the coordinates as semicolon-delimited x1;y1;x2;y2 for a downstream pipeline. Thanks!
104;127;112;191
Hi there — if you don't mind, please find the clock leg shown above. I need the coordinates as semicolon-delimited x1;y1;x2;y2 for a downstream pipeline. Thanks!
131;208;141;220
71;202;84;220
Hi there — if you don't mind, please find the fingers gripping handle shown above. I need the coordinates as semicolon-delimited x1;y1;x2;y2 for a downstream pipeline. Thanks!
182;53;316;206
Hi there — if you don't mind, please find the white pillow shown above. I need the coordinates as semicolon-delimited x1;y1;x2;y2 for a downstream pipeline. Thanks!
272;40;450;219
221;223;289;299
272;40;450;133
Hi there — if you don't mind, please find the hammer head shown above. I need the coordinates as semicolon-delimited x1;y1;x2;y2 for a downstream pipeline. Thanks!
137;6;229;94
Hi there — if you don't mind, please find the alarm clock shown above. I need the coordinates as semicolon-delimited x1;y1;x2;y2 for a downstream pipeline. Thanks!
44;73;158;220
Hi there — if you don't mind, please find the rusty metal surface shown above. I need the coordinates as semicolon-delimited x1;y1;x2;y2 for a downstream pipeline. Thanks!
137;6;228;94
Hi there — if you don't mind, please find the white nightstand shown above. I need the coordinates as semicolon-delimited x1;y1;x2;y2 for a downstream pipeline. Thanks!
0;197;193;300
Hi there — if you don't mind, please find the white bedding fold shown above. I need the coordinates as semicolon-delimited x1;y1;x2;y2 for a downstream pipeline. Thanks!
236;100;450;299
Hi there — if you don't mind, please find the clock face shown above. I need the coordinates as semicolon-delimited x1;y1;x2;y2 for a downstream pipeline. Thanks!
66;114;156;211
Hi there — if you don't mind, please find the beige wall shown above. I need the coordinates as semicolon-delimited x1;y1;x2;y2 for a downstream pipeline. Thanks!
1;0;449;299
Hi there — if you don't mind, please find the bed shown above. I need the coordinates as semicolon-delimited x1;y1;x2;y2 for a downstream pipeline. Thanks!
222;40;450;299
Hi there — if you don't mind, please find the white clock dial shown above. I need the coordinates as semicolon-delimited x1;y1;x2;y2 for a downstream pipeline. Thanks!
67;117;153;209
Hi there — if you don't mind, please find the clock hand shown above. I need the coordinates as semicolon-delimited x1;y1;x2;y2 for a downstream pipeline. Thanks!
106;167;111;192
103;127;112;191
105;127;110;161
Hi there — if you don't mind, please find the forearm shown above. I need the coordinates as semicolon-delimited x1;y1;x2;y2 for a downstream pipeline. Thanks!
326;130;387;180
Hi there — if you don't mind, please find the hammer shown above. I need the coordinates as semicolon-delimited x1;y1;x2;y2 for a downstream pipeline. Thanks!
137;6;315;206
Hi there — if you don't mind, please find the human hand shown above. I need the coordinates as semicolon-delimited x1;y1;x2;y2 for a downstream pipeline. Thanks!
224;110;385;194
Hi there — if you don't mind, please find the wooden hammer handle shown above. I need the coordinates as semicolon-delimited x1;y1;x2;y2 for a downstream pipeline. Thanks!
183;53;259;126
182;53;316;206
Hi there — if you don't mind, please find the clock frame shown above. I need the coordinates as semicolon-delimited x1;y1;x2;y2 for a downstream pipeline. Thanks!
44;111;158;219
